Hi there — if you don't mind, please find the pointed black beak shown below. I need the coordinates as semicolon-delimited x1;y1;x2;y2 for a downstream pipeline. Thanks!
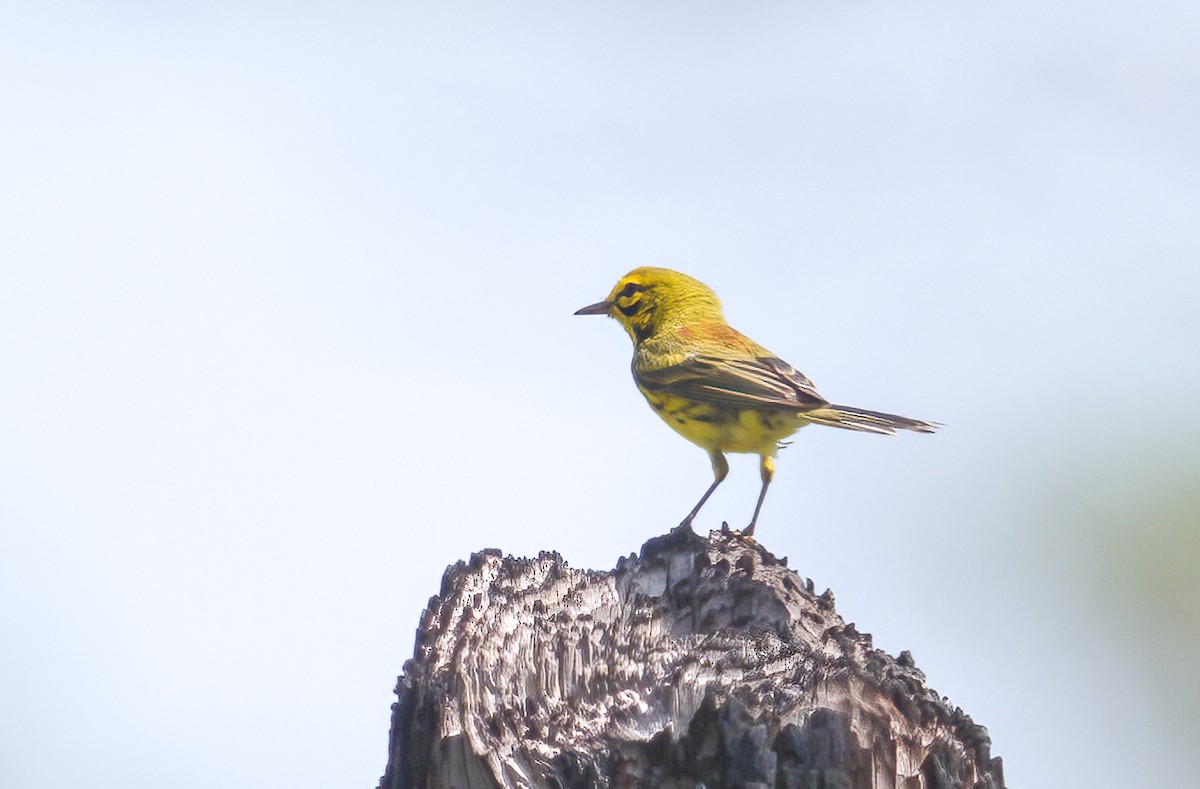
574;300;612;316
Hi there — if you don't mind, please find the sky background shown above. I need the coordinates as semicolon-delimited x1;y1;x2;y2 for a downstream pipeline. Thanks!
2;2;1198;787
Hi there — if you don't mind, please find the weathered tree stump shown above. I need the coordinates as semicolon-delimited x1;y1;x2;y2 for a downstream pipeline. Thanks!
379;526;1005;789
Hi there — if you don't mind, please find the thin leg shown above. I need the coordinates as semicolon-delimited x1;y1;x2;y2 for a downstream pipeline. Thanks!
744;456;775;537
680;450;728;529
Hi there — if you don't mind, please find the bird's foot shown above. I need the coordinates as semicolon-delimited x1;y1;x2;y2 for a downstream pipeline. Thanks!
718;521;758;542
672;518;696;536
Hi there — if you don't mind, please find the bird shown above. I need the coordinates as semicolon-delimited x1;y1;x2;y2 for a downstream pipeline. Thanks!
575;267;937;537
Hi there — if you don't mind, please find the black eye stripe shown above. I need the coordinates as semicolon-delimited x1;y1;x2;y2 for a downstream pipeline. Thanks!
617;282;646;299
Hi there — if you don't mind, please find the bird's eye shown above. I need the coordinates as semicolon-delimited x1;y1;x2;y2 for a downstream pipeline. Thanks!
614;282;646;317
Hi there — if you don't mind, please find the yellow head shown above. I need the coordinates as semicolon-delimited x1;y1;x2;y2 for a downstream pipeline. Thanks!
575;267;724;343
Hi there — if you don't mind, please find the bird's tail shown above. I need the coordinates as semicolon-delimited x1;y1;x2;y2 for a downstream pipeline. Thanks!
803;404;939;435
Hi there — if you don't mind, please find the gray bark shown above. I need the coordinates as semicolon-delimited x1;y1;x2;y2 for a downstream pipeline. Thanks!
379;525;1005;789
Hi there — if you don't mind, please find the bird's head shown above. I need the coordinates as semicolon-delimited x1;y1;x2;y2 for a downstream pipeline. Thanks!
574;267;724;344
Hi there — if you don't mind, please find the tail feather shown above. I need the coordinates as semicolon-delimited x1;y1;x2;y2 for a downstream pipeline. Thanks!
803;404;939;435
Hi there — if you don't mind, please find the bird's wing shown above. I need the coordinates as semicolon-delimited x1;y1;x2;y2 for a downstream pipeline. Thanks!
635;354;828;411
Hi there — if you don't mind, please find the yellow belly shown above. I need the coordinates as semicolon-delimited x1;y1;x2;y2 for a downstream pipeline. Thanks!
639;388;803;456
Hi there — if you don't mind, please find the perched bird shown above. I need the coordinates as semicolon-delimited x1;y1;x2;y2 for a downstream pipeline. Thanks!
575;267;937;536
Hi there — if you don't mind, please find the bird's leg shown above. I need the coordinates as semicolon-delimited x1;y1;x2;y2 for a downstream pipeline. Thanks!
743;456;775;537
679;450;728;530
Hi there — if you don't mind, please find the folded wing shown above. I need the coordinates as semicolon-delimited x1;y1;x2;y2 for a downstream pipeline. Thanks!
635;354;828;411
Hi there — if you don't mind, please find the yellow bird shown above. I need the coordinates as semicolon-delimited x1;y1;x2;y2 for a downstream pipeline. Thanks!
575;267;937;536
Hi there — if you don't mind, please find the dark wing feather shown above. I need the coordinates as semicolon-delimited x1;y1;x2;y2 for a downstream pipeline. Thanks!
635;354;828;411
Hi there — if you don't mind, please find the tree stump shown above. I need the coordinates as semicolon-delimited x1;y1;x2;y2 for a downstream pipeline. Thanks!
379;525;1005;789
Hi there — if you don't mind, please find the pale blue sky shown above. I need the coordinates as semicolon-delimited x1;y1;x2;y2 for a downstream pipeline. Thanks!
2;3;1198;787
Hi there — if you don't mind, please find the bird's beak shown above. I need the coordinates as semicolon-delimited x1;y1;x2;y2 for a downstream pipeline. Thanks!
574;300;612;316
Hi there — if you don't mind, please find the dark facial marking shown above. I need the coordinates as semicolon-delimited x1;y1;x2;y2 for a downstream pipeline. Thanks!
615;283;647;318
617;282;646;299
